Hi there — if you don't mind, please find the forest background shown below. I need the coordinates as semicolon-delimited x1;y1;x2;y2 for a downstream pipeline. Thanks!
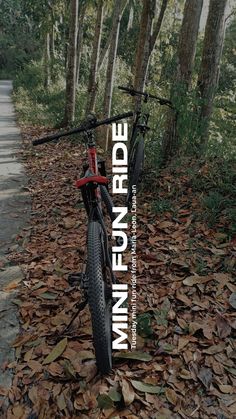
0;1;236;417
1;0;235;231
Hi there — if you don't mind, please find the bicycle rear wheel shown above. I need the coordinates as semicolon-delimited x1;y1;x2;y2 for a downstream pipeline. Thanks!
127;137;144;208
81;183;114;222
87;221;112;374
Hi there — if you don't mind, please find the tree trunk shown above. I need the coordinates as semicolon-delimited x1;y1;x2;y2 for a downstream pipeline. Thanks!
50;20;56;83
98;31;112;71
103;0;127;149
133;0;154;92
98;0;127;71
44;32;51;89
50;27;55;59
177;0;204;88
86;0;104;114
64;0;78;126
162;0;203;161
149;0;168;54
197;0;228;144
76;3;86;85
133;0;168;110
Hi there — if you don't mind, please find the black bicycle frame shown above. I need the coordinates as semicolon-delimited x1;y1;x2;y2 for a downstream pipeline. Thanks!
129;111;150;154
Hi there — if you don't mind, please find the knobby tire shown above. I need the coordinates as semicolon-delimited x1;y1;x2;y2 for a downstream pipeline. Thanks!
87;221;112;375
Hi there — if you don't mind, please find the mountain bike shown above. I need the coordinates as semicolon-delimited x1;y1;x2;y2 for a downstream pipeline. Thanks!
118;86;174;209
32;111;133;374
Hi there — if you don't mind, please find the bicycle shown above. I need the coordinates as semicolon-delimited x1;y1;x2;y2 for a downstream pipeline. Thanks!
32;111;133;374
118;86;174;209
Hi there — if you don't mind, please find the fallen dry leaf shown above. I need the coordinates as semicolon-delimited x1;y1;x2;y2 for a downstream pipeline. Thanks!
218;384;234;394
165;388;178;405
121;379;135;406
178;336;190;351
216;314;231;338
197;367;213;389
43;338;68;365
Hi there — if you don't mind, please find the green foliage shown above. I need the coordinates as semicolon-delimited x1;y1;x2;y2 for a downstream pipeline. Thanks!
206;16;236;159
151;198;172;214
219;15;236;93
137;313;153;337
225;208;236;235
118;1;141;67
5;0;235;170
14;61;45;91
0;0;41;75
13;59;90;127
195;257;208;275
201;188;236;231
208;91;236;159
186;159;236;233
202;191;226;225
95;57;133;117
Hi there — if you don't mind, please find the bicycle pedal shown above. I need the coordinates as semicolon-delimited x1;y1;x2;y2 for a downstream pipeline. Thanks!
116;236;133;250
68;272;86;287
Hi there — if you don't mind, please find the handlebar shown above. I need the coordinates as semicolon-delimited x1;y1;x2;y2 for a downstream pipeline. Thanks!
32;111;134;146
118;86;173;108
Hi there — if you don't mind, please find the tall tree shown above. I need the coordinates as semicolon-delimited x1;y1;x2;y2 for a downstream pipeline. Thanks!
197;0;228;145
98;30;112;71
103;0;127;149
133;0;169;109
49;3;56;83
97;0;128;71
44;32;51;88
86;0;104;114
162;0;203;161
176;0;203;89
76;2;86;85
133;0;155;91
64;0;78;125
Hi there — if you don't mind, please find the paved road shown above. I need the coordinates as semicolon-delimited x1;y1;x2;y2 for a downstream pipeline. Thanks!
0;80;30;393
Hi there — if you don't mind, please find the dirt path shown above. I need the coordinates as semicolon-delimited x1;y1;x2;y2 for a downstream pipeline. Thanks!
0;80;30;391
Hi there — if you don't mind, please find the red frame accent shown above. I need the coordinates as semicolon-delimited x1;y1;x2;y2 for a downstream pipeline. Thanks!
76;175;109;189
88;146;98;174
76;141;108;200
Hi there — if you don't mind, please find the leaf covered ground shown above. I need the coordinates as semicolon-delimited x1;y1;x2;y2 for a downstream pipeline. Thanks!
1;126;236;419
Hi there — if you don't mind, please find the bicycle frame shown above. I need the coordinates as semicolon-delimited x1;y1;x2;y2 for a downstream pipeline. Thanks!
75;129;116;284
130;111;150;152
76;130;107;215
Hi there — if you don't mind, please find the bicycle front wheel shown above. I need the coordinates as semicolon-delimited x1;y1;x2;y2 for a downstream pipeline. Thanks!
127;137;144;208
87;221;112;374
